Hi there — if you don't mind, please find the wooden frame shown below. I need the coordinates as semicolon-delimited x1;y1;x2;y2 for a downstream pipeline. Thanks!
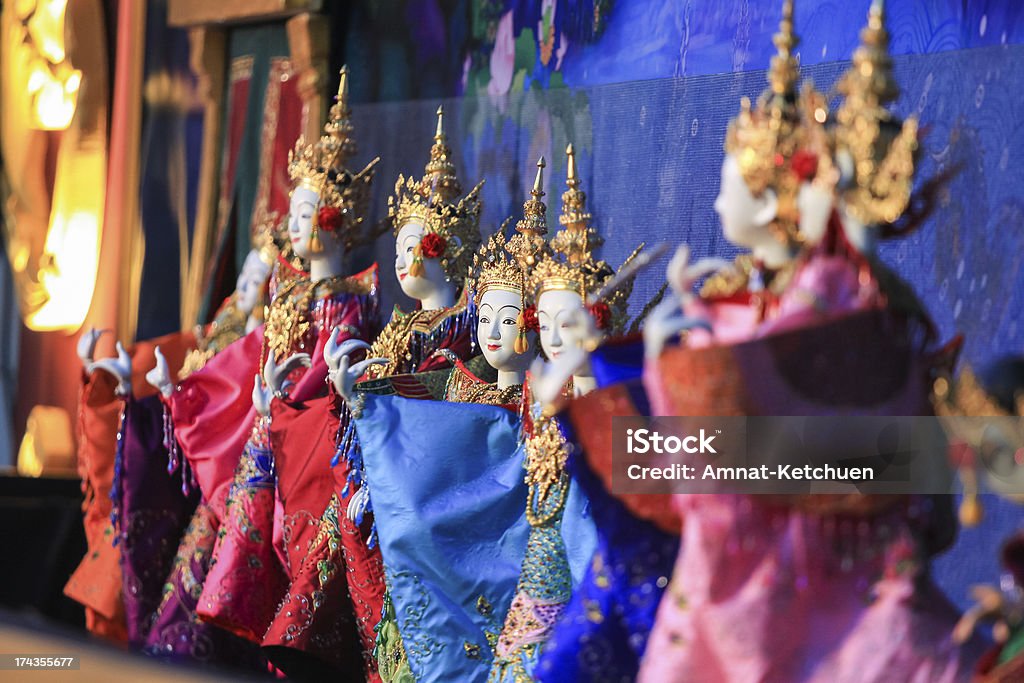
181;27;227;329
168;0;322;28
287;13;331;142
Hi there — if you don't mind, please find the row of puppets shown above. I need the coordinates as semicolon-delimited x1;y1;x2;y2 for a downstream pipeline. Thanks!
64;2;1024;682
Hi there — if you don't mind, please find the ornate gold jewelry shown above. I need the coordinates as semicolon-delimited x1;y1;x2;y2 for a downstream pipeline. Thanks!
263;272;374;361
698;253;796;300
523;414;571;527
834;0;919;226
362;290;471;380
287;66;381;252
179;292;250;378
445;362;523;405
388;105;483;284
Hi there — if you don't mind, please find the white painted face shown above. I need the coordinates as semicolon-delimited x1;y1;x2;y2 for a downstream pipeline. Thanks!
395;220;449;303
477;288;533;372
537;289;587;361
713;154;778;248
288;186;320;259
235;249;271;315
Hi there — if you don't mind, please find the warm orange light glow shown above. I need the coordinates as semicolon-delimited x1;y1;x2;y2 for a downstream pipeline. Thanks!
28;210;101;330
25;139;104;331
31;62;79;129
3;0;107;332
17;405;76;477
13;0;80;131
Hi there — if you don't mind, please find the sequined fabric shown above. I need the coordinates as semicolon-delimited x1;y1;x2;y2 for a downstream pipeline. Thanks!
145;499;267;670
195;416;287;642
113;395;199;646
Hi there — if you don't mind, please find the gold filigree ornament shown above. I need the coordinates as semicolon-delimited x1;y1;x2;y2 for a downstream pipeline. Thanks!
834;0;919;226
523;414;571;527
528;144;642;337
933;368;1024;527
388;105;484;285
264;273;374;362
286;66;380;254
252;219;279;267
471;226;526;304
725;0;829;247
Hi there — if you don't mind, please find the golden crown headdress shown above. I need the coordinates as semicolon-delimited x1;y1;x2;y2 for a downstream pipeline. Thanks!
725;0;826;245
834;0;919;226
388;105;483;284
471;225;526;305
529;145;639;336
287;66;380;253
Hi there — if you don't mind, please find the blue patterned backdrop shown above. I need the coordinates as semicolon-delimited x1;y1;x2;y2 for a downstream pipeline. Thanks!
337;1;1024;613
340;0;1024;102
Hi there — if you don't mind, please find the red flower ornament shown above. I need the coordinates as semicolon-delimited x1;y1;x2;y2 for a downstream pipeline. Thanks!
521;305;539;332
317;206;343;232
419;232;448;259
790;150;819;183
588;301;611;330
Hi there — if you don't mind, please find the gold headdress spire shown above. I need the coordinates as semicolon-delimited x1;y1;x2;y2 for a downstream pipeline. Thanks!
532;148;611;300
389;105;483;284
528;146;638;336
422;105;462;204
724;0;823;245
769;0;799;101
835;0;919;225
515;156;548;238
552;143;601;267
322;65;358;170
287;66;379;254
504;158;551;352
841;0;899;110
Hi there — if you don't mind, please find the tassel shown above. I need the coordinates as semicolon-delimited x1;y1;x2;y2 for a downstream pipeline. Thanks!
514;329;529;355
958;465;983;527
514;311;529;354
408;243;425;278
309;225;324;254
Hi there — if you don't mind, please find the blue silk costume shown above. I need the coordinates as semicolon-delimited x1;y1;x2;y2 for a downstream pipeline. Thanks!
354;392;596;682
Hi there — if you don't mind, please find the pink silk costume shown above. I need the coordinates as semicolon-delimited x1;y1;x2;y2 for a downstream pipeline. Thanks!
190;264;380;642
638;228;983;681
682;217;881;351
